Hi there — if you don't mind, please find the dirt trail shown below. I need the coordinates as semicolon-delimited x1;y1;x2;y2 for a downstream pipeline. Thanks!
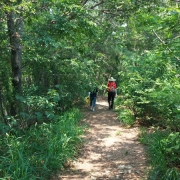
53;96;148;180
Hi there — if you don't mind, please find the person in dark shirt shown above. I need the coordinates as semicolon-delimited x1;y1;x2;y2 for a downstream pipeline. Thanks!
89;87;98;112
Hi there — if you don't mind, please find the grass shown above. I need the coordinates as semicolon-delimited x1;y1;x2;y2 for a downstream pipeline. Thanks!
0;108;85;180
139;128;180;180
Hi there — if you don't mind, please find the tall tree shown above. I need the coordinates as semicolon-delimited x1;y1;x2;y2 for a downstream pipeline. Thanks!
6;0;23;116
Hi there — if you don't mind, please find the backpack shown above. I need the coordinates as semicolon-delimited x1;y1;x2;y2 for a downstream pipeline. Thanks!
110;85;115;92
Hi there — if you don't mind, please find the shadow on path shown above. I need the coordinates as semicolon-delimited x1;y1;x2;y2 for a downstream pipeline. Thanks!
52;96;148;180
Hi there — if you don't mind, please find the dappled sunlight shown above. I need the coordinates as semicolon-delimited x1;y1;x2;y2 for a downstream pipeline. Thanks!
96;100;108;107
103;137;117;147
58;97;148;180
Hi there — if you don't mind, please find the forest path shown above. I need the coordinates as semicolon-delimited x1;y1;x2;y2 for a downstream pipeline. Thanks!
53;96;148;180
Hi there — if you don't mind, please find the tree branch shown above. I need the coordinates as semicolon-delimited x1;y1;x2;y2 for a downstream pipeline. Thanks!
152;29;180;61
90;0;104;9
81;0;89;6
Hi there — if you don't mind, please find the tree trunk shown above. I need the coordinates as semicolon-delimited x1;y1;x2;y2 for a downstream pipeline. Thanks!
0;83;7;124
7;11;23;116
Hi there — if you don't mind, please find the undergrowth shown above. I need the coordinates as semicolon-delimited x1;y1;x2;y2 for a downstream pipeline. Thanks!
114;97;135;127
0;108;84;180
139;128;180;180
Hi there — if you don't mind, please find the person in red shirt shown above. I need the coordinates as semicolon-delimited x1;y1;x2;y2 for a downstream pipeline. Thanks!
107;77;117;110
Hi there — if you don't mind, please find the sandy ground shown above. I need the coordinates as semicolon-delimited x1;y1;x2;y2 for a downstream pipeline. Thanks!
51;97;149;180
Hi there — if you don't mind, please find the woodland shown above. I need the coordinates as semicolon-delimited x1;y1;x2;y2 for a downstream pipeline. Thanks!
0;0;180;179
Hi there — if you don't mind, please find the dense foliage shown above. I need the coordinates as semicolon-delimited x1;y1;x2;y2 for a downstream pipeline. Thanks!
0;0;180;179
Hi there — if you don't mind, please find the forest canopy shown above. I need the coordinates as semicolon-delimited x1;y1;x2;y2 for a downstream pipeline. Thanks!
0;0;180;179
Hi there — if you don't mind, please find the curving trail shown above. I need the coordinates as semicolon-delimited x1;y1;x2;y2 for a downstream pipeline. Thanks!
52;96;148;180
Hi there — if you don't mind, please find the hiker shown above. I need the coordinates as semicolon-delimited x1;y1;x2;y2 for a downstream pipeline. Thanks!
89;87;98;112
107;77;117;110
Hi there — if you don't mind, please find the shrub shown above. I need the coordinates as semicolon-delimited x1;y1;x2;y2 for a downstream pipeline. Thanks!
140;129;180;180
117;108;135;126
